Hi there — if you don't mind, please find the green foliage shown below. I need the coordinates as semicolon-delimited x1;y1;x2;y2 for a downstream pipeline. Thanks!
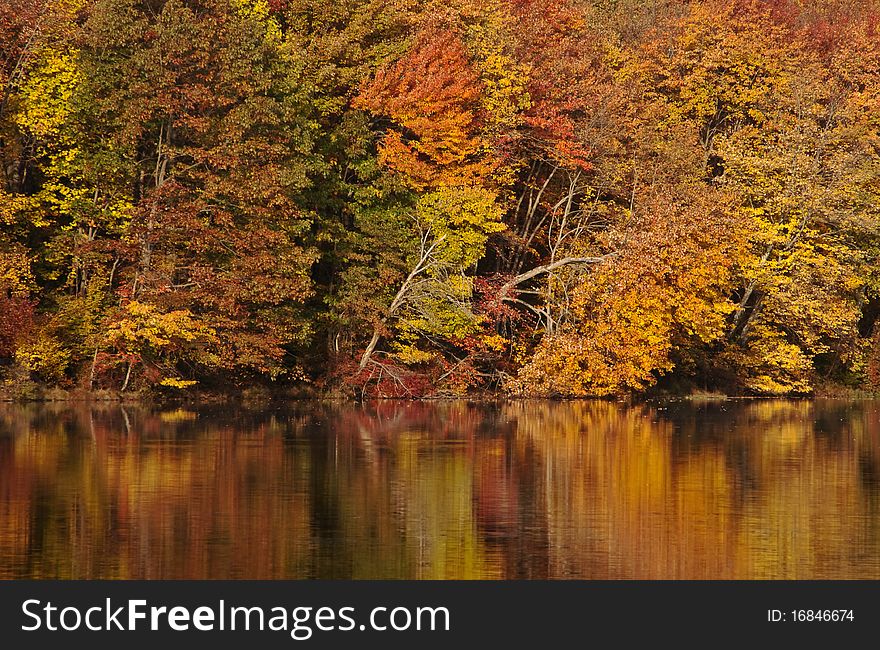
416;187;505;270
2;0;880;397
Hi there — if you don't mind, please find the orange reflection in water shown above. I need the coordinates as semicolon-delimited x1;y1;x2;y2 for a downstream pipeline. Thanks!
0;400;878;579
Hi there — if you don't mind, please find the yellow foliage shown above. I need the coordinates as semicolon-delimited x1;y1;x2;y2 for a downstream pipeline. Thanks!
159;378;199;389
713;44;878;385
0;191;31;227
14;334;71;384
647;1;787;131
482;334;507;352
231;0;282;44
107;301;217;351
517;186;746;396
392;344;436;366
723;325;814;395
15;48;80;141
0;247;34;295
101;302;218;390
416;186;505;269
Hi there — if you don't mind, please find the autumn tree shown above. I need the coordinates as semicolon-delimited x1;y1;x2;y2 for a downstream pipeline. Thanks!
518;184;745;395
78;0;326;388
639;0;880;393
3;0;880;398
335;23;505;393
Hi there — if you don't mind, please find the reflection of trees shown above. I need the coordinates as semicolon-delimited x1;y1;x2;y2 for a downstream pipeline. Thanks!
308;402;503;578
0;400;878;579
0;405;316;578
504;400;880;578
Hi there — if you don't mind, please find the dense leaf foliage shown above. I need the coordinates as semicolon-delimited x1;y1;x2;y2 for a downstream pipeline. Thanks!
2;0;880;397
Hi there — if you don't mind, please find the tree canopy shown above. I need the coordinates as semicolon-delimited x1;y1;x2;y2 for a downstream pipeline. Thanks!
3;0;880;398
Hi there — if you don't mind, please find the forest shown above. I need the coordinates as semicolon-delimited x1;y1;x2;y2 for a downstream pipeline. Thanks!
1;0;880;399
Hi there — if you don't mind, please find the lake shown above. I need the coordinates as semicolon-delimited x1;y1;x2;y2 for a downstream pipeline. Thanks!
1;399;878;579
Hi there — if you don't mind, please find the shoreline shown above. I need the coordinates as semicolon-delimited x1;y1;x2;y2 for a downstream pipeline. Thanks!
1;385;877;405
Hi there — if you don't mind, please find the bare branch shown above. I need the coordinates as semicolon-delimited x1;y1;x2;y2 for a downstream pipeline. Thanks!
498;254;614;302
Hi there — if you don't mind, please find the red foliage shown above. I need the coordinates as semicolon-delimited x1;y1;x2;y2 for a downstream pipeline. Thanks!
760;0;880;57
867;327;880;391
0;295;35;359
332;355;436;398
509;0;598;169
0;0;45;85
267;0;288;14
473;275;521;323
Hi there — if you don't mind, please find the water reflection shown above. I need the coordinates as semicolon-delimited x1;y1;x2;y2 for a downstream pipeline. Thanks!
1;400;878;579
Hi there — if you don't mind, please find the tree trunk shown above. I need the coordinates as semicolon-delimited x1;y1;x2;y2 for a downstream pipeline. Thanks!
728;245;773;342
121;361;133;392
358;327;382;371
356;233;444;370
89;347;99;390
498;255;611;303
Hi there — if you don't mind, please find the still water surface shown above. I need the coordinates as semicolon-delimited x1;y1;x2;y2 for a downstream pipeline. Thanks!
1;399;879;579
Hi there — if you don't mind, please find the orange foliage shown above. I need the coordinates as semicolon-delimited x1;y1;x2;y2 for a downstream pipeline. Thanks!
354;26;498;188
518;186;746;396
